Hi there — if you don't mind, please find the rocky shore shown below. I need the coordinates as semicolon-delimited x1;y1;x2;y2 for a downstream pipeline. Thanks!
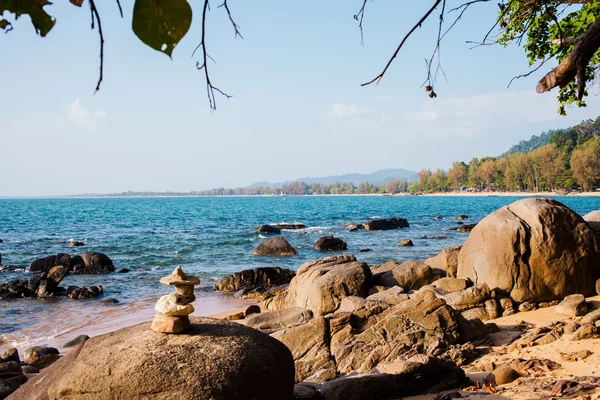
5;198;600;399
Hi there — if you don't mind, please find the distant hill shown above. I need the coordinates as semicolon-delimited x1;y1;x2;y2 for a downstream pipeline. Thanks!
498;131;554;158
249;168;418;188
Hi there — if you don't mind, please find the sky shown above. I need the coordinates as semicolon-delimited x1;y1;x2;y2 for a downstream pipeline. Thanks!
1;1;599;196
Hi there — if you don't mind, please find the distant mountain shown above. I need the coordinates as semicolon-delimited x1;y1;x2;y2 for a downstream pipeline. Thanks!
249;168;418;188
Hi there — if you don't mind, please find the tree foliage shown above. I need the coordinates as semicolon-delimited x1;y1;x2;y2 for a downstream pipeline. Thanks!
1;0;600;112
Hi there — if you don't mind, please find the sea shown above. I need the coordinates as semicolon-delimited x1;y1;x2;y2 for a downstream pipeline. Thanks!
2;195;600;349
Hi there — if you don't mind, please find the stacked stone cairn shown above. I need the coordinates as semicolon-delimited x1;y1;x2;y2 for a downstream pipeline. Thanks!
151;266;200;334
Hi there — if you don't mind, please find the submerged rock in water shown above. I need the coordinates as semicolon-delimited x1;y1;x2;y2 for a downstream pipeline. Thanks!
397;239;414;247
313;236;347;252
10;317;295;400
73;252;115;274
458;198;600;303
273;224;305;230
362;218;409;231
68;240;85;247
253;237;298;256
257;225;281;234
66;285;103;299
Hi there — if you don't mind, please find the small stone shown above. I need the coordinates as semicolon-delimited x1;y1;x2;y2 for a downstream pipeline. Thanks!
518;302;536;312
555;294;587;317
244;304;261;317
0;348;19;364
480;360;496;372
117;268;130;273
486;323;501;334
570;323;598;341
151;314;190;333
227;312;245;321
561;350;592;362
23;346;59;364
487;364;520;385
397;240;414;247
63;335;90;348
100;298;119;305
159;266;200;286
457;215;469;220
538;300;560;308
69;240;85;247
155;293;195;316
359;248;371;252
582;309;600;324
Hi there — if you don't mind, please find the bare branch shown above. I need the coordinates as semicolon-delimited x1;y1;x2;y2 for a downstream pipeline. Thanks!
196;0;232;111
508;59;548;87
362;0;442;86
115;0;123;18
354;0;368;46
89;0;104;93
218;0;243;39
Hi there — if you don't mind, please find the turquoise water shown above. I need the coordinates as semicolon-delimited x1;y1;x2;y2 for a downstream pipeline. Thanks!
1;195;600;346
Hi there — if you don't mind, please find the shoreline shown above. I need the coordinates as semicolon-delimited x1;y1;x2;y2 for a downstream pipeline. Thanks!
0;294;255;355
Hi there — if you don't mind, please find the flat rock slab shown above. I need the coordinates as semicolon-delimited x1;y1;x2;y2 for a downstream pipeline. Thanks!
9;317;295;400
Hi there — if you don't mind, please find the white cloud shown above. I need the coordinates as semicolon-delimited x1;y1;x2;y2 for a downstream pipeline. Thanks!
329;103;371;118
63;98;107;125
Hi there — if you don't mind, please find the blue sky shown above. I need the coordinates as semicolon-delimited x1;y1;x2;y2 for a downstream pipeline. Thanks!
1;1;599;196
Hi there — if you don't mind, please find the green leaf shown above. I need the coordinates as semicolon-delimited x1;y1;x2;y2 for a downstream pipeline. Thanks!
0;0;56;37
132;0;192;58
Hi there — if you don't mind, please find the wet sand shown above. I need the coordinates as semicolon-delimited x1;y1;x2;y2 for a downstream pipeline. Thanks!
0;294;255;355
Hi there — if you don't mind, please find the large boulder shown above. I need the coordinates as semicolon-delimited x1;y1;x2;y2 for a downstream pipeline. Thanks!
313;236;347;252
320;356;467;400
424;246;462;278
457;198;600;303
214;267;295;293
331;290;461;374
257;225;281;235
253;237;298;256
362;218;409;231
371;260;436;290
243;307;314;334
9;317;295;400
263;256;371;315
584;211;600;235
72;252;115;274
271;316;336;383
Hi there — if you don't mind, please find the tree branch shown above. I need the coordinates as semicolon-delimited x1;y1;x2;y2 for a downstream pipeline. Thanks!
218;0;243;39
196;0;232;111
362;0;442;86
89;0;104;93
537;15;600;99
354;0;369;46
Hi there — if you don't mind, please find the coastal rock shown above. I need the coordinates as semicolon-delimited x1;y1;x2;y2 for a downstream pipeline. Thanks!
274;224;306;230
151;314;190;334
333;291;461;374
155;293;195;316
366;286;409;305
518;301;536;313
584;210;600;235
74;252;115;274
264;256;370;315
443;284;491;312
253;237;298;256
456;223;477;233
243;307;314;334
457;198;600;303
66;285;103;299
257;225;281;235
63;335;90;348
424;246;462;278
27;253;72;273
214;267;295;293
362;218;409;231
320;356;467;400
9;317;295;400
313;236;347;252
457;215;469;220
486;364;520;385
271;316;336;383
555;294;588;317
432;277;469;293
372;260;435;291
0;349;19;364
68;241;85;247
397;239;414;247
23;347;59;365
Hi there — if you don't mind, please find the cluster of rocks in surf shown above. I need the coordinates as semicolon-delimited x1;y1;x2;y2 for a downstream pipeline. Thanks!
151;266;200;334
0;252;114;300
